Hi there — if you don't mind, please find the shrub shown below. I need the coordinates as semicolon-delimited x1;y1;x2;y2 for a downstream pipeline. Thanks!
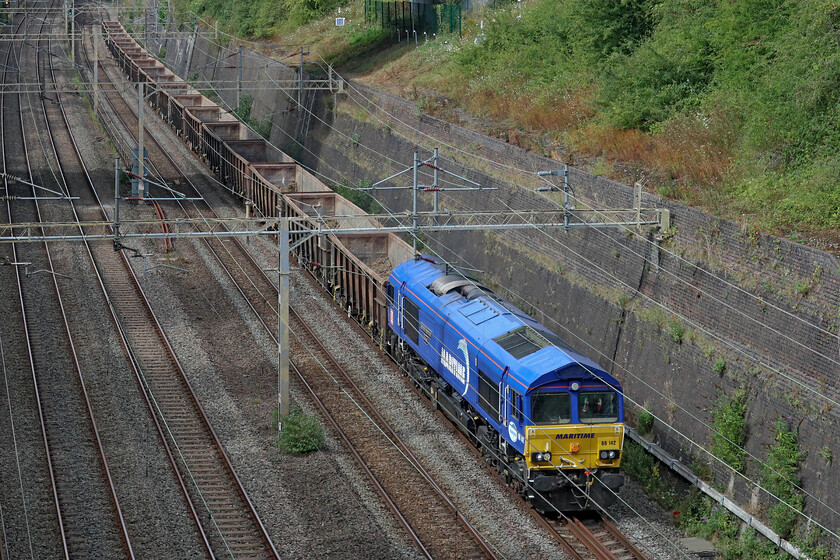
713;358;726;374
761;417;804;538
278;409;325;453
794;280;811;296
710;388;747;472
637;405;654;436
333;180;381;215
818;445;832;467
666;316;684;344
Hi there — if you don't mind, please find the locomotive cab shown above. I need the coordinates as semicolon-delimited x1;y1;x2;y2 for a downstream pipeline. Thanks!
521;380;625;512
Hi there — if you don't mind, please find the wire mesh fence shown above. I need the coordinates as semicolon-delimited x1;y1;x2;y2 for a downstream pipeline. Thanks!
364;0;461;37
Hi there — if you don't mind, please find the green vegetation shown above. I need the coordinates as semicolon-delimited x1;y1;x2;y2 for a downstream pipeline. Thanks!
277;409;326;453
174;0;344;38
323;0;838;242
623;437;830;559
710;388;747;472
333;179;382;215
636;405;654;436
761;417;804;538
681;495;787;560
164;0;840;242
818;445;832;467
666;316;684;344
235;93;273;140
620;440;678;507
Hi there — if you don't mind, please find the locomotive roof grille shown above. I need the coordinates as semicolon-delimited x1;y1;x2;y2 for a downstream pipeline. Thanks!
493;326;577;359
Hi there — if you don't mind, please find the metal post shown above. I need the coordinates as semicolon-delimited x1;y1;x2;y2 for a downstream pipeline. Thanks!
563;164;570;233
64;0;68;40
114;158;121;247
297;48;303;109
70;0;74;63
186;20;197;74
634;182;643;229
412;151;418;256
237;45;243;111
93;28;99;114
138;82;145;199
277;217;290;432
432;147;439;213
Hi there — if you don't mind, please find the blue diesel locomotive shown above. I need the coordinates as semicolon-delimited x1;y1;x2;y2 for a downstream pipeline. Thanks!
387;257;625;512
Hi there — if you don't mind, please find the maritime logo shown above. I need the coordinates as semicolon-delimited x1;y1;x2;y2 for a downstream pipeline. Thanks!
441;338;470;396
457;339;469;396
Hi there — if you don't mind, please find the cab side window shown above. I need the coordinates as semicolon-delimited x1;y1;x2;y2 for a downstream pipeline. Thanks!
531;392;571;425
511;390;523;423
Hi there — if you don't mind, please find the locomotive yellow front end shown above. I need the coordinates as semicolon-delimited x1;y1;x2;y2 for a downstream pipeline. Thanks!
524;423;625;512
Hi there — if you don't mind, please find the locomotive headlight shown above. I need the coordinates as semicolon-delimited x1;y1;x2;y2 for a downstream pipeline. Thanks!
543;452;551;462
531;452;550;463
600;449;620;460
608;450;617;459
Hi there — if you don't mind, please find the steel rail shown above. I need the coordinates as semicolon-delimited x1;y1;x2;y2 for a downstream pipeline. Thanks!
35;7;144;555
76;19;280;558
290;239;636;560
0;10;68;559
87;38;435;558
602;517;650;559
33;4;212;557
34;6;215;557
90;31;503;558
96;19;655;560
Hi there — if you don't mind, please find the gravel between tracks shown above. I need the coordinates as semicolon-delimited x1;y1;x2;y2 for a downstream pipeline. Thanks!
92;44;425;556
0;17;219;556
39;126;209;559
0;41;64;558
89;23;698;559
195;129;696;560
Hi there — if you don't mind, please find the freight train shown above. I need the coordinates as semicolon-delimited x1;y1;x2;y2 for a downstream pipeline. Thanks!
102;21;625;512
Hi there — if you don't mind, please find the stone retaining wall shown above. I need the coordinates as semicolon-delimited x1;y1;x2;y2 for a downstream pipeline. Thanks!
157;31;840;535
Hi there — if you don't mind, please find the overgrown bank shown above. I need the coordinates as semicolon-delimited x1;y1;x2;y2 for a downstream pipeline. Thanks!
161;0;840;245
358;0;840;243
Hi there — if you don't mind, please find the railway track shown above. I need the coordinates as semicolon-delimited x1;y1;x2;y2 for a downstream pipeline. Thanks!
535;513;649;560
85;27;505;559
87;18;656;560
0;4;135;557
328;275;655;560
25;8;280;559
302;253;654;560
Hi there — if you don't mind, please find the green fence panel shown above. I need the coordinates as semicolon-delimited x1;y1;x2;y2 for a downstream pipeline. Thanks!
365;1;461;38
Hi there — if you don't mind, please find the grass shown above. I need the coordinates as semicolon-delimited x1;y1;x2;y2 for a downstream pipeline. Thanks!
636;405;654;436
354;0;840;244
167;0;840;246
